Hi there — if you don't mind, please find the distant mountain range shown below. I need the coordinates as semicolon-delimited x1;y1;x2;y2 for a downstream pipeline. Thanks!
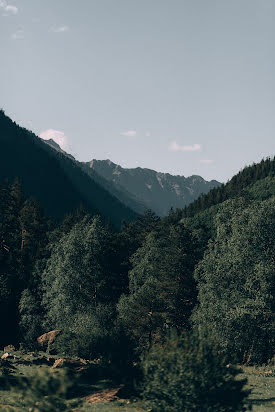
84;160;221;216
43;138;221;216
0;110;221;224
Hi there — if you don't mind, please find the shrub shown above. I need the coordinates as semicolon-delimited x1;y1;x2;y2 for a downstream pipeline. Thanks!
140;331;250;412
11;367;73;412
52;305;114;359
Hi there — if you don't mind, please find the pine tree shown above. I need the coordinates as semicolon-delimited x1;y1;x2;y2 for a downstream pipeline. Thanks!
0;180;23;344
118;223;198;351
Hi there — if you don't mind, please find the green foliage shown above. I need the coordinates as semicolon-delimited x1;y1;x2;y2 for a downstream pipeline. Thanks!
183;157;275;217
10;367;72;411
140;332;249;412
0;179;49;345
184;176;275;253
19;289;43;346
118;224;198;351
42;216;119;357
193;196;275;363
53;305;114;358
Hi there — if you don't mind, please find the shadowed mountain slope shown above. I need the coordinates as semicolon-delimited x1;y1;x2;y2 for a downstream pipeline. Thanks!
85;159;221;216
0;111;138;227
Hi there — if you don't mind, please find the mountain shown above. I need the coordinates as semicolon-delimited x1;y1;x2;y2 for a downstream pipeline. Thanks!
43;139;147;215
0;111;138;227
84;159;221;216
43;138;75;161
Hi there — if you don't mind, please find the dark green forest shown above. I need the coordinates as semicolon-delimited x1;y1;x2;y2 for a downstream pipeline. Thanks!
0;125;274;410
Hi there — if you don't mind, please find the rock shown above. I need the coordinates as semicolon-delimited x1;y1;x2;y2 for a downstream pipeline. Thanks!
79;358;87;365
52;357;90;371
85;387;123;404
3;345;16;352
1;353;14;360
37;330;61;347
52;358;65;368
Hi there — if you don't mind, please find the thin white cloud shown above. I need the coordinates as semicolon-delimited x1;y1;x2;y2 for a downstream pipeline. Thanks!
200;159;214;164
0;1;18;15
49;25;69;33
11;26;24;40
120;130;137;137
5;5;18;14
40;129;69;150
169;141;201;152
145;131;151;137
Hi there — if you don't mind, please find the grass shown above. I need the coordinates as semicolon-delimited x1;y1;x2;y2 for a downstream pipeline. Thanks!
243;366;275;412
0;350;274;411
0;350;147;411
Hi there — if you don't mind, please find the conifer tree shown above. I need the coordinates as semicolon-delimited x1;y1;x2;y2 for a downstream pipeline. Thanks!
118;223;198;351
0;180;23;344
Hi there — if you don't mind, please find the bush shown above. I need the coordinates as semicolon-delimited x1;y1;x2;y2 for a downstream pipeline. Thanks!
140;331;250;412
10;367;73;412
52;305;114;359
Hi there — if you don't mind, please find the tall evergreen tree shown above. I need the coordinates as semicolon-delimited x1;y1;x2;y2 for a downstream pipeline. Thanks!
0;180;24;344
118;223;198;351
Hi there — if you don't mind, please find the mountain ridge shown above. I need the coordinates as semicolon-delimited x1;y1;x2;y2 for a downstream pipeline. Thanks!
85;158;221;216
43;138;221;216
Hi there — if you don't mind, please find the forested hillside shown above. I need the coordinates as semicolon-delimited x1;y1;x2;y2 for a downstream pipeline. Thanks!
0;152;274;411
183;156;275;217
0;110;138;227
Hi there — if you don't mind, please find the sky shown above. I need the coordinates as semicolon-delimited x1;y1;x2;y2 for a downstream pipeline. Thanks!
0;0;274;182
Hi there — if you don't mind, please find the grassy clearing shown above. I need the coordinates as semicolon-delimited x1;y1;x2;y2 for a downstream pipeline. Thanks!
243;366;275;412
0;350;274;411
0;350;147;411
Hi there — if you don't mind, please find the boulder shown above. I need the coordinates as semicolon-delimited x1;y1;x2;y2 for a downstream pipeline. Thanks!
1;353;14;360
52;357;89;371
37;330;61;347
52;358;65;368
3;345;16;352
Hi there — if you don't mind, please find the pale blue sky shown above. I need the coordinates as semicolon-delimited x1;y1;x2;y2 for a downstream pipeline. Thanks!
0;0;274;182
